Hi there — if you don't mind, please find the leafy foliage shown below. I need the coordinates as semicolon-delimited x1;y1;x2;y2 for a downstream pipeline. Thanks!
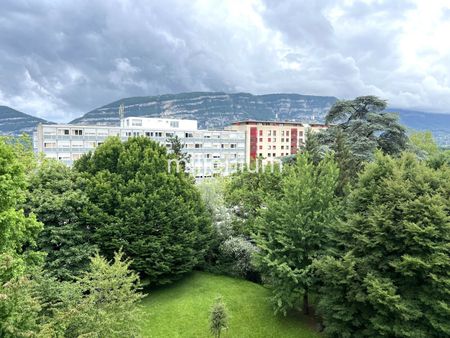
315;152;450;337
224;163;283;234
74;136;212;285
255;153;340;315
45;251;144;338
25;160;98;280
198;179;258;280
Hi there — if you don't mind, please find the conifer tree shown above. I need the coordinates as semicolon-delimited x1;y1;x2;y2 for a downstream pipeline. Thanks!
315;152;450;337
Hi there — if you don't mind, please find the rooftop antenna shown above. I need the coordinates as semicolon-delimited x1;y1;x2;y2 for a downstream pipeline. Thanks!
119;103;125;124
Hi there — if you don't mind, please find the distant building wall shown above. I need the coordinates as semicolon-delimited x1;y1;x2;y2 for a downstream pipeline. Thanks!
34;117;245;179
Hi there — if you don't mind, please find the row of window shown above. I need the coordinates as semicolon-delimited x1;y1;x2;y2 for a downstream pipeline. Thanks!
259;152;291;158
257;130;304;137
257;137;304;143
44;128;244;139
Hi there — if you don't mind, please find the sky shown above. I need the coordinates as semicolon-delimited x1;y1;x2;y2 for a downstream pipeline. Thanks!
0;0;450;122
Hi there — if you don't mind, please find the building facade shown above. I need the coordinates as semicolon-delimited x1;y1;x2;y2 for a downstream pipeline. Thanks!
34;117;246;179
227;120;327;163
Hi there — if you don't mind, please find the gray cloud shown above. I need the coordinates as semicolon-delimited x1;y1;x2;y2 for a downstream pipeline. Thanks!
0;0;449;122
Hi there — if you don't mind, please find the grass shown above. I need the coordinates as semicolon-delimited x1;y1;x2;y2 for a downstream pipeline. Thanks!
140;271;321;338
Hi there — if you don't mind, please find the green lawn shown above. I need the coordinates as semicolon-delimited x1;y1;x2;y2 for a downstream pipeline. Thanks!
140;271;321;338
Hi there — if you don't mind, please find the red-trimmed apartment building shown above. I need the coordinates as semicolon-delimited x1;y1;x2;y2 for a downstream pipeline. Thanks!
227;120;327;164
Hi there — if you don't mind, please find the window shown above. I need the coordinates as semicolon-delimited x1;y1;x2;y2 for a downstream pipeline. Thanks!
273;130;277;136
268;130;272;136
259;130;263;136
281;138;284;142
185;132;193;138
170;121;179;128
299;131;304;137
268;145;271;150
281;145;284;150
195;144;202;148
132;119;142;127
166;132;173;137
259;138;263;142
259;145;263;149
273;153;276;157
281;130;285;136
43;142;55;148
267;153;271;157
145;132;151;137
286;131;289;136
259;153;263;157
268;138;271;142
273;138;276;142
73;129;83;135
125;131;132;137
273;145;276;149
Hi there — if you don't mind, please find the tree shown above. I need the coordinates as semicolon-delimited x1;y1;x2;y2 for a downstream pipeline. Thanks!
255;153;340;315
325;96;408;157
315;152;450;337
25;159;98;280
210;296;229;338
167;134;191;166
410;131;439;158
45;251;144;338
74;136;212;285
0;137;43;337
224;163;283;235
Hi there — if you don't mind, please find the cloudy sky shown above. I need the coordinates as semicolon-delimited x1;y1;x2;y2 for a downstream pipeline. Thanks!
0;0;449;122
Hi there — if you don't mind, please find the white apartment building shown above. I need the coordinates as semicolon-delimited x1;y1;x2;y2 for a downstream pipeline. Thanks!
34;117;246;178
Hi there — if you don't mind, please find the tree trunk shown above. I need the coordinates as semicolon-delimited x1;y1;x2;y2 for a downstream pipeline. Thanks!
303;292;309;315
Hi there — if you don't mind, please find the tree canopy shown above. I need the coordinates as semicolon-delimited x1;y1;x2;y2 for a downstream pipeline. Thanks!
74;136;212;284
315;152;450;337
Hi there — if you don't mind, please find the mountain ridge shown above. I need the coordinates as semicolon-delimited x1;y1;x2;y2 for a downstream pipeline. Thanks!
0;105;53;136
1;92;449;146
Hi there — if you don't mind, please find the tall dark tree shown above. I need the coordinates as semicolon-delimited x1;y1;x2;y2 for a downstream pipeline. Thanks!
25;160;98;280
324;96;408;157
74;136;212;285
308;96;409;192
315;152;450;337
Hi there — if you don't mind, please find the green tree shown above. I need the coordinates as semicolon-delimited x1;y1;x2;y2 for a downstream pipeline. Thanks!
210;296;229;338
74;136;212;285
255;153;340;315
25;159;98;280
315;152;450;337
45;251;144;338
167;134;191;166
410;130;439;158
0;137;43;337
224;163;283;235
325;96;408;157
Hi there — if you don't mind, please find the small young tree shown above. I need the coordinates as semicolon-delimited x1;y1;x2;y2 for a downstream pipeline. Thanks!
210;296;229;338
